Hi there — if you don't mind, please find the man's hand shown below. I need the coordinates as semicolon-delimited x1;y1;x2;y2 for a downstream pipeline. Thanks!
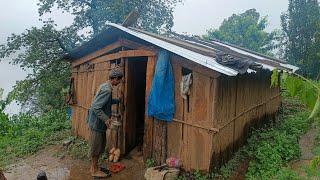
105;119;112;128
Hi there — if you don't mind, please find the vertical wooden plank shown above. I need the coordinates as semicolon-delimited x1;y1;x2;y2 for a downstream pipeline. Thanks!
234;75;247;150
83;68;92;140
80;66;88;139
183;72;213;171
167;58;183;158
209;78;220;171
118;58;128;153
210;76;237;168
77;66;83;138
152;120;162;165
143;56;156;161
117;58;125;154
71;68;79;137
123;59;140;152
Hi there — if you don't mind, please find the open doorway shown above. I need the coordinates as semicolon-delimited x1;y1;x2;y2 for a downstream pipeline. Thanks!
124;57;148;154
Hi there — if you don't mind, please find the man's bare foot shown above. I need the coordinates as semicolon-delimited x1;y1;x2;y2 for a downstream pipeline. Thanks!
91;170;107;178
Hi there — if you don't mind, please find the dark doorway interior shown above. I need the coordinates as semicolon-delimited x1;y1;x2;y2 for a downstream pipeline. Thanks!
125;57;147;153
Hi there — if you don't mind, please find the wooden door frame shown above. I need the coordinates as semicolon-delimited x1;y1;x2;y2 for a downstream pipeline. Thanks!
142;56;157;161
87;48;156;154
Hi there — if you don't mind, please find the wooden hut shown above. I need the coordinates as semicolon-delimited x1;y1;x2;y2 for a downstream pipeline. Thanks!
64;23;298;171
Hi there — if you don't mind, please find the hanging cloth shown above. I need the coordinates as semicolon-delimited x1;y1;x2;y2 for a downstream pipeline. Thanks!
180;73;192;99
148;49;175;121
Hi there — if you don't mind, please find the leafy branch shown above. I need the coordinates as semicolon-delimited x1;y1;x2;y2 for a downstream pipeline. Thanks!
271;70;320;120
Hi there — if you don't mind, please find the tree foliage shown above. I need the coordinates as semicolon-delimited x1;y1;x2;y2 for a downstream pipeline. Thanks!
0;23;80;113
281;0;320;79
271;70;320;120
204;9;278;55
0;0;182;113
0;88;5;111
38;0;182;35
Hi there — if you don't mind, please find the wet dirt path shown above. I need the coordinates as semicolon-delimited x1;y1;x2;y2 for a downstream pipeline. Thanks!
291;124;318;176
4;145;145;180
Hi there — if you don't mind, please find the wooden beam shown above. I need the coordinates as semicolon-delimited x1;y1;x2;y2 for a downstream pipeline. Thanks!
172;54;221;79
143;56;157;161
72;38;157;68
72;41;122;67
90;50;156;65
73;49;156;67
119;38;157;52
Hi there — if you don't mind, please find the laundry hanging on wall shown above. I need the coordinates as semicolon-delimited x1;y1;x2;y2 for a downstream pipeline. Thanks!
148;49;175;121
180;73;192;99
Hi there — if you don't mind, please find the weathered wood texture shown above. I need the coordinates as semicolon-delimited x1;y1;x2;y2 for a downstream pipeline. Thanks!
209;70;281;170
70;59;111;140
167;55;218;171
143;56;156;161
70;42;281;172
166;55;280;171
70;38;156;67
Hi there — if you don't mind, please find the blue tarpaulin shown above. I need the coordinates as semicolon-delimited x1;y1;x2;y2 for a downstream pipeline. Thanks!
148;49;175;121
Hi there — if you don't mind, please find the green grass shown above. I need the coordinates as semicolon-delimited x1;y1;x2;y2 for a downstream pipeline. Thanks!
0;109;71;168
214;93;312;179
66;137;90;160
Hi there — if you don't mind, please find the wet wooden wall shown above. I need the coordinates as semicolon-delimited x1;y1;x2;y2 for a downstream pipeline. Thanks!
71;47;281;172
71;59;110;140
158;55;220;171
70;40;156;143
163;55;281;171
210;71;281;170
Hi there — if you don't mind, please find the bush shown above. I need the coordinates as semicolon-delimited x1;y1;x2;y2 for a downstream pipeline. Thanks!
0;109;70;168
247;109;311;179
245;101;310;179
275;167;300;180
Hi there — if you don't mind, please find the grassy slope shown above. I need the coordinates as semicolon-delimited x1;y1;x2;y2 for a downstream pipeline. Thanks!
0;109;70;168
215;94;311;179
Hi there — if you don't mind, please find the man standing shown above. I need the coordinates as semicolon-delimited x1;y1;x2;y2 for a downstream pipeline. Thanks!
88;69;123;178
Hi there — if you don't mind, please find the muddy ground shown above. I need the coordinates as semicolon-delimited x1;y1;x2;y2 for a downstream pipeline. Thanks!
3;125;318;180
291;124;318;177
4;145;145;180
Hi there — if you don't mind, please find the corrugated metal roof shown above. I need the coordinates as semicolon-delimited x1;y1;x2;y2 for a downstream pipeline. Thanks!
107;23;239;76
128;25;298;73
65;23;299;76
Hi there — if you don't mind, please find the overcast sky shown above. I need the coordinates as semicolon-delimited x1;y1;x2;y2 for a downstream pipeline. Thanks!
0;0;289;114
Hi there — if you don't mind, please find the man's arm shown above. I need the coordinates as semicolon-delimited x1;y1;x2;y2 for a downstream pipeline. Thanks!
91;90;111;122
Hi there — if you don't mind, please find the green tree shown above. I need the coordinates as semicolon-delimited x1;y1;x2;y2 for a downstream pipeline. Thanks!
204;9;277;55
38;0;182;35
0;23;78;113
0;0;182;113
0;88;5;111
281;0;320;79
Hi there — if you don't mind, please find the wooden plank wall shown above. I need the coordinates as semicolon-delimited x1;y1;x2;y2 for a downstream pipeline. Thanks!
166;56;280;172
71;50;281;172
210;70;281;170
167;56;219;171
210;75;237;169
71;58;111;140
143;56;156;161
